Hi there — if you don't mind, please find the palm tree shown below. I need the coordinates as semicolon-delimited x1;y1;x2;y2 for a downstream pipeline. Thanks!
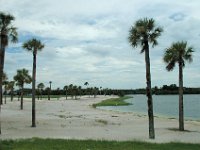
8;81;15;101
69;84;73;99
99;86;102;95
128;18;163;139
0;12;18;134
14;69;32;110
8;81;15;102
163;41;194;131
84;82;89;97
48;81;52;100
63;85;68;100
23;38;44;127
56;88;60;100
37;83;44;100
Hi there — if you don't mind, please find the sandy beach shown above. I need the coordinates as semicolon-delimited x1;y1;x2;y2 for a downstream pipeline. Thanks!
1;95;200;143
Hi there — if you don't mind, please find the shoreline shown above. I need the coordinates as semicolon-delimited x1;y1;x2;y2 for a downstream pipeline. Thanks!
1;95;200;143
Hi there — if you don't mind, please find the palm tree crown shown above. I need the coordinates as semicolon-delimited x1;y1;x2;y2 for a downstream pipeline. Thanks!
163;41;194;71
128;18;163;53
0;12;18;46
13;69;32;87
37;83;45;90
84;82;89;86
23;38;44;54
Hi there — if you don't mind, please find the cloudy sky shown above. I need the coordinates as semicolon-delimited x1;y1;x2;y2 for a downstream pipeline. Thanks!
1;0;200;89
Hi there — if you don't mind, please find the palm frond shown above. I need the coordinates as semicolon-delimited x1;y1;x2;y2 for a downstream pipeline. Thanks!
23;38;44;53
166;60;176;71
164;41;194;71
147;18;155;31
0;12;18;45
184;46;194;63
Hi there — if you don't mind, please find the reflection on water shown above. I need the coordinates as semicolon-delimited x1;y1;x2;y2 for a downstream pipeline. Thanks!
99;94;200;120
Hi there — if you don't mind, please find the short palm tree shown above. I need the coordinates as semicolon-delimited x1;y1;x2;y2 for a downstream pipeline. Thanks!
63;85;68;100
163;41;194;131
0;12;18;134
84;82;91;97
14;69;32;110
128;18;163;139
69;84;73;99
99;86;102;95
23;38;44;127
8;81;15;101
37;83;44;100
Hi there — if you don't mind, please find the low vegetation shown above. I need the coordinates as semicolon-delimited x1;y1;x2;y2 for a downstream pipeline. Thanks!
0;138;200;150
92;96;132;108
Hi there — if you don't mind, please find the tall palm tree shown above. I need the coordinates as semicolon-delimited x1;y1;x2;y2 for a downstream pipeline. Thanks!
128;18;163;139
48;81;52;100
163;41;194;131
23;38;44;127
37;83;44;100
63;85;68;100
8;81;15;101
0;13;17;133
0;12;18;105
14;69;32;110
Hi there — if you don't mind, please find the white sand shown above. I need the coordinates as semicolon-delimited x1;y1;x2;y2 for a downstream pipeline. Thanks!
1;95;200;143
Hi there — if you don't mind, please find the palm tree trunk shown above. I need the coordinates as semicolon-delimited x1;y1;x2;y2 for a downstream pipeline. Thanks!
179;61;184;131
144;41;155;139
20;86;24;110
0;39;2;134
18;91;20;101
32;52;36;127
0;42;5;105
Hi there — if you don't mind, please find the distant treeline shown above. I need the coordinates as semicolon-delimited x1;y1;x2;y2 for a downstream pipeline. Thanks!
6;84;200;97
117;84;200;95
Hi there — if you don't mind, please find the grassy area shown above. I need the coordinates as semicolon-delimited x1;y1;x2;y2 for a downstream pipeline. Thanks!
0;138;200;150
92;96;132;108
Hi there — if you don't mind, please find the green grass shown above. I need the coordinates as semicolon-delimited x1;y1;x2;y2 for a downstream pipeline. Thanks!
92;96;132;108
0;138;200;150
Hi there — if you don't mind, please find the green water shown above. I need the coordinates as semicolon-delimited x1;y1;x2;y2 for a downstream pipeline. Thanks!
100;94;200;121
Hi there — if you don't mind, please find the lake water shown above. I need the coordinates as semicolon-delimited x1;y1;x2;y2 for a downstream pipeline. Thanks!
99;95;200;121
